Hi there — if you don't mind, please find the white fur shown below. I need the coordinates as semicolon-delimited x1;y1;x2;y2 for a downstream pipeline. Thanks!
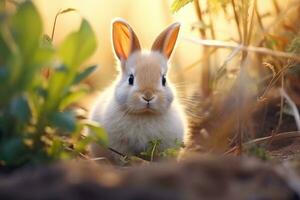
90;89;185;155
89;54;186;156
88;19;186;158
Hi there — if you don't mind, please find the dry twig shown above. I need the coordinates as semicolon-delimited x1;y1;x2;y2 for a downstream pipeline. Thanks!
280;88;300;130
183;37;300;62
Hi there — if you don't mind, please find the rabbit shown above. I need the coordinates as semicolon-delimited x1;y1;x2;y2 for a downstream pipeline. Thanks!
89;18;187;160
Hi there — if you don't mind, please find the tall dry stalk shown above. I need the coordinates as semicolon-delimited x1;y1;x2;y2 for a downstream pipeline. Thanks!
178;0;300;158
231;0;257;154
193;0;211;98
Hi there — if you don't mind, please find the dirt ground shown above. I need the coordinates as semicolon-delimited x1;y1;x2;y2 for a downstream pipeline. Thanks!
268;137;300;161
0;156;299;200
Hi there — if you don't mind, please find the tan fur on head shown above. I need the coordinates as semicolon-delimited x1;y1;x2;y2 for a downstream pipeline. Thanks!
89;19;187;160
134;53;163;90
114;51;173;115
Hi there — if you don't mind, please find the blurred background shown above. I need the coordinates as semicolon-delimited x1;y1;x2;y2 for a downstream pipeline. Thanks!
2;0;300;168
32;0;283;98
29;1;300;153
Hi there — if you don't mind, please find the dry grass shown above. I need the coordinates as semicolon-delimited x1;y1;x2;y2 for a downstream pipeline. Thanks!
177;0;300;160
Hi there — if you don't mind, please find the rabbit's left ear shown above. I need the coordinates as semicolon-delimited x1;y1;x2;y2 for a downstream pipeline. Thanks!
112;19;141;61
151;23;180;59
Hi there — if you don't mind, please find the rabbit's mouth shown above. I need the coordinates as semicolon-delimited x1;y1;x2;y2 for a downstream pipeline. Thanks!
138;107;157;114
131;107;159;115
126;102;162;115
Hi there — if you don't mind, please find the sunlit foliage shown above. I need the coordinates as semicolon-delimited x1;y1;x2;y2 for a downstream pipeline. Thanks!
0;1;107;167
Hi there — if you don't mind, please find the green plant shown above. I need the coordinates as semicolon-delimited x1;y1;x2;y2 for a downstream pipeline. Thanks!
245;144;269;160
140;139;183;161
0;1;107;168
171;0;193;13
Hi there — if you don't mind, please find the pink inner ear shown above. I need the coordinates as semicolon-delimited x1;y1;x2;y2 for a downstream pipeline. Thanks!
113;22;132;60
112;20;141;61
164;26;180;58
151;23;180;59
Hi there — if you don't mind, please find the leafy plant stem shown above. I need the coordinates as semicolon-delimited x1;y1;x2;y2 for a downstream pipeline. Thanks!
150;140;159;162
51;8;76;41
51;9;61;41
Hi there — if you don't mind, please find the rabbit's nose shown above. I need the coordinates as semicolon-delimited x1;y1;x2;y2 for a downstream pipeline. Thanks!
142;96;154;102
142;90;155;102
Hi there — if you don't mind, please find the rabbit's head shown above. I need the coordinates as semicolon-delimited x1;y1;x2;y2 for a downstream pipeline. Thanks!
112;19;180;114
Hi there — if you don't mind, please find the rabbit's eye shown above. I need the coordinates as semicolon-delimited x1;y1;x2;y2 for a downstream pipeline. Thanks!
128;74;134;85
162;75;166;86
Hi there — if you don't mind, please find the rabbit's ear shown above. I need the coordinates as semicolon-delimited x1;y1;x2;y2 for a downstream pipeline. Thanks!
151;23;180;59
112;19;141;61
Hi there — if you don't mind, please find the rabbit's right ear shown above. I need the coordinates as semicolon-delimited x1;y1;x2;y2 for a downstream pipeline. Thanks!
151;23;180;59
112;19;141;61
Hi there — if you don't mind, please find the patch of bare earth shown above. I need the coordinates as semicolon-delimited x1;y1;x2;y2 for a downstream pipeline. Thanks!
268;137;300;161
0;156;299;200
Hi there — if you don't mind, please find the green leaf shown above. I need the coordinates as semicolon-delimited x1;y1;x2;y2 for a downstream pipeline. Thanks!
0;1;5;11
0;34;11;66
0;137;28;165
17;45;54;91
10;94;31;122
58;19;97;68
73;65;97;84
171;0;193;13
83;120;108;146
41;34;53;49
47;137;71;160
11;1;42;55
46;65;69;109
59;88;88;110
49;111;76;132
32;47;54;67
74;136;93;152
0;2;99;168
0;66;9;85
